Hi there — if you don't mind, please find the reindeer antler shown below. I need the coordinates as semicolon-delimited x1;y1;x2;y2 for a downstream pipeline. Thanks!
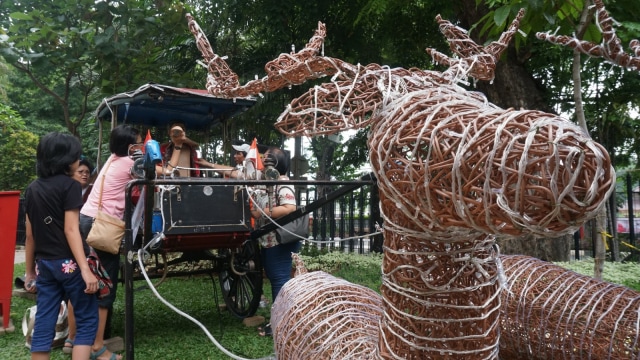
187;15;355;98
536;0;640;70
187;13;240;97
426;9;525;81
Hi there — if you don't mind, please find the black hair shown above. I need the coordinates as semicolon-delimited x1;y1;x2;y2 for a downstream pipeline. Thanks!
264;147;290;175
36;132;82;178
78;158;94;174
110;124;140;157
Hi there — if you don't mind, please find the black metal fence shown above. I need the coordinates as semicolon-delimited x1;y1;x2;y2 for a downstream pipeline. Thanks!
614;173;640;257
299;183;381;254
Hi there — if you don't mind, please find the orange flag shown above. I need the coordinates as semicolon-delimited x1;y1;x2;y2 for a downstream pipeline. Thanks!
141;130;152;153
247;138;264;171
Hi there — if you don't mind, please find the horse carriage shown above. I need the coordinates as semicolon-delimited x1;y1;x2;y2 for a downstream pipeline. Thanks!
93;83;374;358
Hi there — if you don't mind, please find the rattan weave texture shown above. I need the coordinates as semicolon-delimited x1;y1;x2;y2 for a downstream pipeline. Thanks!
499;255;640;359
271;267;383;359
185;5;623;359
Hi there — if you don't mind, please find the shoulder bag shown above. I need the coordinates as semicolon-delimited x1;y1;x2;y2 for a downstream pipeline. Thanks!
86;158;125;254
274;186;309;245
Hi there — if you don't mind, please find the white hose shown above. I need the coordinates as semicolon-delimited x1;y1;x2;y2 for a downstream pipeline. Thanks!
136;248;276;360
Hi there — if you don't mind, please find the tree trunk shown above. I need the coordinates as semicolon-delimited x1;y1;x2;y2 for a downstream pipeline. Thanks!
609;193;620;261
475;47;553;113
593;212;606;280
566;0;608;279
496;235;571;262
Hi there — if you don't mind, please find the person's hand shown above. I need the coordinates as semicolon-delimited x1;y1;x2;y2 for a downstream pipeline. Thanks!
82;269;99;294
24;273;37;293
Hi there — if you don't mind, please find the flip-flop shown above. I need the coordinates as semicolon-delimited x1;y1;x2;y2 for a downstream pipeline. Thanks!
258;323;272;337
62;338;74;354
90;345;121;360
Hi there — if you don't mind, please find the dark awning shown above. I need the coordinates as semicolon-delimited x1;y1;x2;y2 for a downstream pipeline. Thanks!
94;83;256;132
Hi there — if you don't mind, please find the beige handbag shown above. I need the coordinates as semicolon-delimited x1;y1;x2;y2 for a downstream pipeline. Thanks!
86;158;125;254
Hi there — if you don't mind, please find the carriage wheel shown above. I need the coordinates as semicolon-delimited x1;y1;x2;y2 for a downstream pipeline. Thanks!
219;240;262;318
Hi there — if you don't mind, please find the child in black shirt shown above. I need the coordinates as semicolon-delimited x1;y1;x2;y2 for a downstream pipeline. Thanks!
24;132;99;360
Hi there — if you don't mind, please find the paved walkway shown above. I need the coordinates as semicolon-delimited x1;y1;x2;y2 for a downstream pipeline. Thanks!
14;248;25;264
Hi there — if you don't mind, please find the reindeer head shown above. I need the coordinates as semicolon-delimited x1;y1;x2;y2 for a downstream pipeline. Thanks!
188;9;614;238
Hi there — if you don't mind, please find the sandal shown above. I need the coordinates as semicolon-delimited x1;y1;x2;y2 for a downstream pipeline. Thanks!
62;338;74;354
258;323;272;337
90;345;122;360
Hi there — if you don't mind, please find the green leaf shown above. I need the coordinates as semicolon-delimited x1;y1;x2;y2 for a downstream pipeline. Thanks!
477;12;499;38
494;6;511;27
9;12;33;21
583;23;602;43
620;21;640;38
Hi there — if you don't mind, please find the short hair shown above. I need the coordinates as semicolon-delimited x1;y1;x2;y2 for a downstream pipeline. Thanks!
36;132;82;178
110;124;140;157
78;158;94;174
264;147;290;175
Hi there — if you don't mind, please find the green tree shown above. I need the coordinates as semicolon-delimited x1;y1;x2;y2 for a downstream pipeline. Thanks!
0;0;194;140
0;103;38;192
0;101;24;134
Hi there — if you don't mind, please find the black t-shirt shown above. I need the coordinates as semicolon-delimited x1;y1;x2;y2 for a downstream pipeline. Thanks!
25;174;86;260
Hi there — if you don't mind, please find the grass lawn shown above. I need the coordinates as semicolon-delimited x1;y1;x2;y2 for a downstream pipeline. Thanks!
2;260;275;360
1;251;638;359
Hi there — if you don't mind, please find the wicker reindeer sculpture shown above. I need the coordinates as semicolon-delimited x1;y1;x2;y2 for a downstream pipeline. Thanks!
188;8;617;359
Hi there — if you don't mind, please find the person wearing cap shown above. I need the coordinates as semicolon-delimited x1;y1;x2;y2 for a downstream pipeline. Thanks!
197;142;251;179
157;122;200;177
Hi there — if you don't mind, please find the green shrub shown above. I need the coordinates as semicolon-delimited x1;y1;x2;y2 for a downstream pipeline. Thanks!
554;259;640;292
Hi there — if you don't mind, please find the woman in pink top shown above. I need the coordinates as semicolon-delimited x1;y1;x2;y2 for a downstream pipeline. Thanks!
79;124;140;360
